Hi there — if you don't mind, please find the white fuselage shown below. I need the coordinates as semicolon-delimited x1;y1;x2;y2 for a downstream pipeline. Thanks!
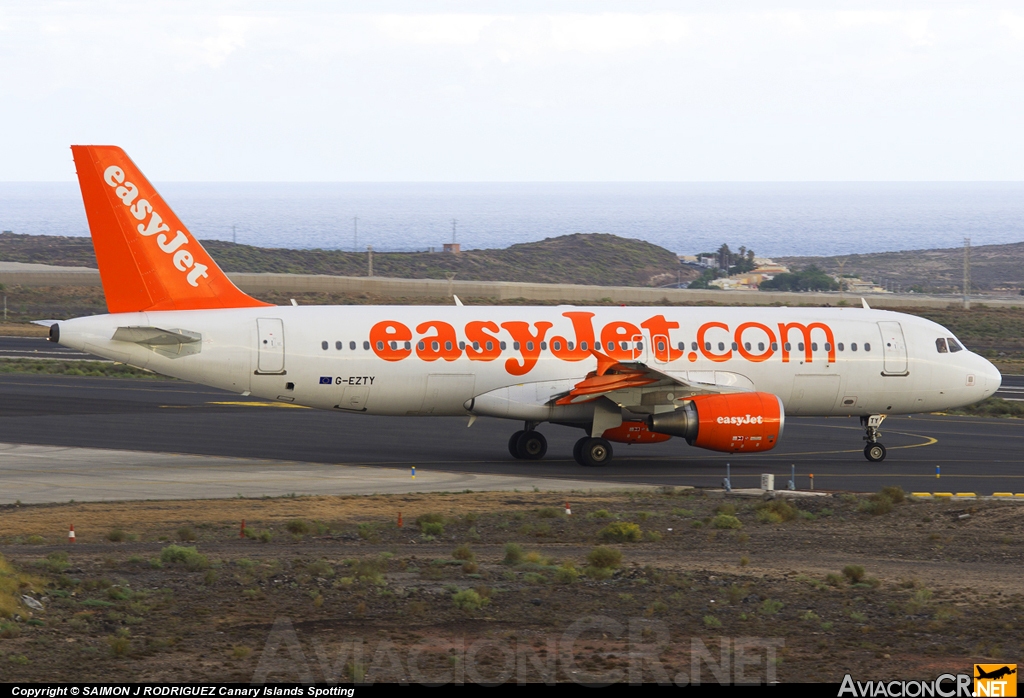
55;305;1000;424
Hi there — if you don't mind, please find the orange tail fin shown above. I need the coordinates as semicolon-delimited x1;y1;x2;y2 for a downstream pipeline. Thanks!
71;145;271;313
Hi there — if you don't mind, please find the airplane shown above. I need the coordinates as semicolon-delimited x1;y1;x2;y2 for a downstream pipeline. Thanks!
47;145;1001;466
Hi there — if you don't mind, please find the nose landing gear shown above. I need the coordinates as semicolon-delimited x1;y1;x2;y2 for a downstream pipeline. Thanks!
508;424;548;460
862;414;887;462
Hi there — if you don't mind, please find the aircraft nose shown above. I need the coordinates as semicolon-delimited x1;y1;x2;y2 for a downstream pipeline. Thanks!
978;356;1001;396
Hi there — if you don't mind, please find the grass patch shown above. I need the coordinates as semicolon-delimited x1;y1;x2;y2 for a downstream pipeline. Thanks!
452;589;488;611
503;543;524;565
587;546;623;569
755;499;798;524
711;514;742;530
842;565;866;584
159;545;209;571
598;522;642;542
285;520;311;535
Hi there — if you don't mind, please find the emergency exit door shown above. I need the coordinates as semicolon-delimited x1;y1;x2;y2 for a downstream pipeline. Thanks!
256;318;285;374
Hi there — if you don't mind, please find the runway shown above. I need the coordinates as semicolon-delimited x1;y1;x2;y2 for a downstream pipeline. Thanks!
1;372;1023;502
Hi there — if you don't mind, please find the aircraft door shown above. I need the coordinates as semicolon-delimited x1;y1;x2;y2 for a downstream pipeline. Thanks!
256;318;285;374
877;321;909;376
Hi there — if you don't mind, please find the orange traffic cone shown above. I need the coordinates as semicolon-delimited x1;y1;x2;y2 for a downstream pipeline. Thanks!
565;502;572;516
68;524;76;543
398;512;403;528
240;519;246;539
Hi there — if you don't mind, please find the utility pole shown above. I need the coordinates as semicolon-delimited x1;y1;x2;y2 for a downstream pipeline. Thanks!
837;258;847;301
231;225;236;244
367;245;374;277
451;219;457;245
963;237;971;310
353;216;359;252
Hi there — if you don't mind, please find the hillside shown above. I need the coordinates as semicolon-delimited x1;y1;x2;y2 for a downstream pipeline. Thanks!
778;241;1024;293
0;232;694;288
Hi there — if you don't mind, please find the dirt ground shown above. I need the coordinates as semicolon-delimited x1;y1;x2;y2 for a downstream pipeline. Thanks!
0;489;1022;685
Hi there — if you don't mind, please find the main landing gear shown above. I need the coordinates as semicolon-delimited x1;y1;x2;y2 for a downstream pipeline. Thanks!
509;424;548;460
862;414;887;462
573;436;613;467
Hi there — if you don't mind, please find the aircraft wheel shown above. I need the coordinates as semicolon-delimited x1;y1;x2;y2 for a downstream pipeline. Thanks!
581;437;613;467
509;430;525;459
573;437;588;465
864;443;887;462
517;431;548;460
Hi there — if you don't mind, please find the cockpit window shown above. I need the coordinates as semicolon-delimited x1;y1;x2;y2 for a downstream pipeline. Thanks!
947;338;963;353
936;338;948;353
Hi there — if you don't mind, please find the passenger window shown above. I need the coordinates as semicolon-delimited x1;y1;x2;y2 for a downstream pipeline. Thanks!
375;341;383;351
580;341;587;350
553;340;561;351
321;341;328;350
851;343;858;351
771;343;778;351
431;341;440;351
948;338;963;352
824;342;831;351
335;341;342;350
798;342;805;351
864;343;871;352
607;341;615;351
527;342;535;351
620;341;628;351
692;342;699;351
731;342;738;351
390;341;397;350
485;341;492;351
936;338;948;353
757;342;764;351
784;342;791;351
349;341;356;350
568;342;575;350
717;342;725;351
677;342;685;351
514;342;521;350
811;342;818;351
658;341;666;352
404;342;411;350
473;341;481;351
445;341;452;351
418;341;425;351
744;342;751;351
500;341;507;350
458;341;465;350
541;341;547;350
636;342;642;351
838;343;844;351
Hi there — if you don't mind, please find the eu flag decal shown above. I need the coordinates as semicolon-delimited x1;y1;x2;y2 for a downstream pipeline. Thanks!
319;376;333;385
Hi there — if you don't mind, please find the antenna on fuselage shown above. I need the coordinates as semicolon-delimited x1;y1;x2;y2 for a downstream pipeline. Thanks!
861;298;871;310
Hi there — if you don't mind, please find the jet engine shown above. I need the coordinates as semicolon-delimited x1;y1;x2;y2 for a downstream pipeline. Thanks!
647;392;784;453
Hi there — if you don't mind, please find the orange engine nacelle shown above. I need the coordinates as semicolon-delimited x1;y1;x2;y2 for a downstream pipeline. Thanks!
602;421;672;444
647;392;785;453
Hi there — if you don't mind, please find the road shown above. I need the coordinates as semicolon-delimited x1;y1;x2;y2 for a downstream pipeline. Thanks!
1;373;1023;498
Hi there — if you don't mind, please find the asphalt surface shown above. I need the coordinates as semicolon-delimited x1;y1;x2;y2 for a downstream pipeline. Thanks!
0;335;97;361
1;373;1023;496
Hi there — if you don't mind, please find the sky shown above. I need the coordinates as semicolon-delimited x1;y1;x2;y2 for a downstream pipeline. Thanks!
1;1;1023;181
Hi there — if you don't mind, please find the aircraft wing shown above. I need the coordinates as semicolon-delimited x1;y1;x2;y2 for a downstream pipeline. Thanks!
552;349;754;406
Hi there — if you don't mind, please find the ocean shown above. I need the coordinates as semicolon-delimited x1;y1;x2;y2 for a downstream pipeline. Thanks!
1;182;1022;258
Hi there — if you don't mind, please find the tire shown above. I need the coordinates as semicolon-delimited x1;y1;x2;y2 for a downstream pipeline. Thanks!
581;437;613;467
517;431;548;460
864;443;887;462
509;430;525;459
573;437;589;465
